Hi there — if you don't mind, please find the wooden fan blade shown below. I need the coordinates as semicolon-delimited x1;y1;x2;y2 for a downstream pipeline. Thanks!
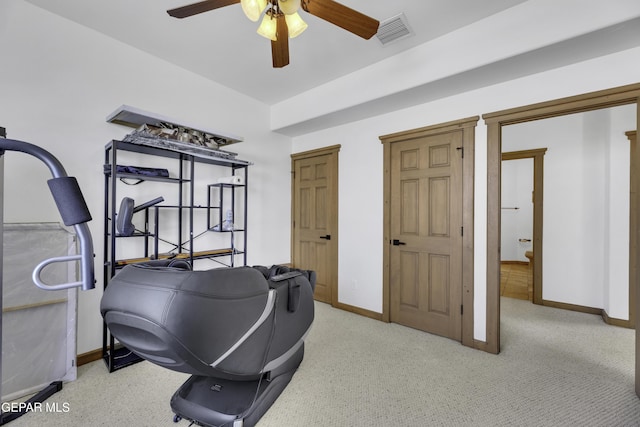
167;0;240;19
302;0;379;39
271;14;290;68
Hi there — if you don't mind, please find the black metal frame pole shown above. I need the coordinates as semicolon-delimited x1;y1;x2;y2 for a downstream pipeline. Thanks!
0;139;94;292
1;129;5;422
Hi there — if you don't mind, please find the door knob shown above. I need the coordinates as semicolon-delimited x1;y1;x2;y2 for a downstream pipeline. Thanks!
392;239;406;246
320;235;331;240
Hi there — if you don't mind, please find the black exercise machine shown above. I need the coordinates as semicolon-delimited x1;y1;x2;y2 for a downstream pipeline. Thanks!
0;135;95;424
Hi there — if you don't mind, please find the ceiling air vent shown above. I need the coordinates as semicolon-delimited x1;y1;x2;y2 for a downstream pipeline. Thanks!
376;13;413;46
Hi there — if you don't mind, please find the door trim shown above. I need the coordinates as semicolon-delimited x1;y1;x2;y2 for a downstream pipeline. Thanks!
380;116;478;349
627;130;637;330
483;83;640;360
291;144;340;307
502;148;547;305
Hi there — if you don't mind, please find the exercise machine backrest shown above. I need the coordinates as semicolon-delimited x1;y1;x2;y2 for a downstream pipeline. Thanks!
101;263;315;380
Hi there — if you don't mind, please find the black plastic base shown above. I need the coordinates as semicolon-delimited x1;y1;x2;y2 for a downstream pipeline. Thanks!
0;381;63;425
103;346;144;373
170;346;304;427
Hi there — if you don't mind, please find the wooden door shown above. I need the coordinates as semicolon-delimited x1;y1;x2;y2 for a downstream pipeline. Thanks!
389;132;463;340
291;146;339;305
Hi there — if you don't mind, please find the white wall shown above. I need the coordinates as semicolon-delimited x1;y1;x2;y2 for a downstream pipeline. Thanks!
273;0;640;135
0;0;293;354
292;47;640;341
2;0;639;355
502;106;634;318
608;107;635;319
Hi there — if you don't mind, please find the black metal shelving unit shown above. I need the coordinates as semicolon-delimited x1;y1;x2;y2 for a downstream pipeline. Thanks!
102;140;250;372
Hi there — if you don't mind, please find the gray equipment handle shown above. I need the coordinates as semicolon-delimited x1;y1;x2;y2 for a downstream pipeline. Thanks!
0;138;95;291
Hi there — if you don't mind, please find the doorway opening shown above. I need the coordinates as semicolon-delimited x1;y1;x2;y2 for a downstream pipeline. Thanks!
501;149;546;305
483;83;640;393
501;110;633;320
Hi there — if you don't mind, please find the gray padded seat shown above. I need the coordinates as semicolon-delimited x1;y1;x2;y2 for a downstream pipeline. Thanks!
100;262;315;426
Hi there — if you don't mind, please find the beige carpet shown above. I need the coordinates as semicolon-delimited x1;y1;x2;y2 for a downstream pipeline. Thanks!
7;298;640;426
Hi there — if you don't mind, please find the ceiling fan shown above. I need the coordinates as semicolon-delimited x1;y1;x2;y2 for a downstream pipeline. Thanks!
167;0;380;68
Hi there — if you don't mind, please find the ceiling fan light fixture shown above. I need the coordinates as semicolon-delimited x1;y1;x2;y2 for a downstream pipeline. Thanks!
278;0;301;15
166;0;380;68
285;12;307;38
241;0;268;22
257;9;278;41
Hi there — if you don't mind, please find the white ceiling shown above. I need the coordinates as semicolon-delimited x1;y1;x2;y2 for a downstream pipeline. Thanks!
23;0;529;105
